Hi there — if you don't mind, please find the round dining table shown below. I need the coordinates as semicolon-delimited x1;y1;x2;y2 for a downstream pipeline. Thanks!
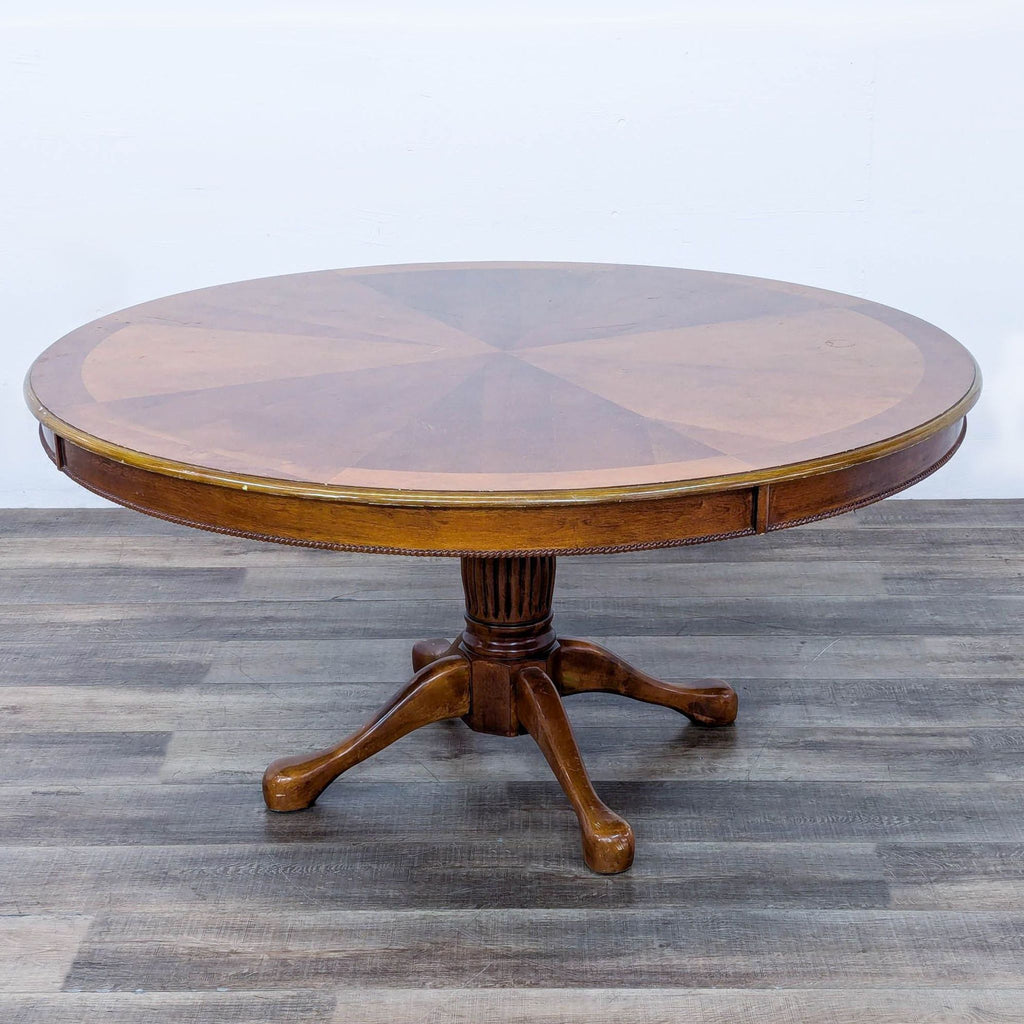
25;261;980;873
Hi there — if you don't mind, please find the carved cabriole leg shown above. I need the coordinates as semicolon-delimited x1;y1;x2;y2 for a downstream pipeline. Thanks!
458;556;634;873
263;553;739;873
262;655;470;812
515;666;635;874
552;637;739;727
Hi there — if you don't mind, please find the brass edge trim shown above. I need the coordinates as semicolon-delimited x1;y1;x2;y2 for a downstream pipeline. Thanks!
25;362;981;509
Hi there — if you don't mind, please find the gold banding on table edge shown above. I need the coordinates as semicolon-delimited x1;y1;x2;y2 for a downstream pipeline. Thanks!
24;366;981;510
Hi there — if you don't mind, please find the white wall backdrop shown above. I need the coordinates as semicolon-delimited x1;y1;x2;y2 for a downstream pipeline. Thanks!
2;1;1022;505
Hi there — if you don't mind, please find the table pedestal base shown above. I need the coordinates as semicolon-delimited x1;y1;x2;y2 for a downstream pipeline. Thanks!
262;555;738;873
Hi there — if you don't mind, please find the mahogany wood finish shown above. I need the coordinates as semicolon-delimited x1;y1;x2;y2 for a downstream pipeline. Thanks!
24;262;981;872
263;555;735;873
26;263;980;556
553;638;739;727
37;415;968;556
514;665;635;874
261;654;470;814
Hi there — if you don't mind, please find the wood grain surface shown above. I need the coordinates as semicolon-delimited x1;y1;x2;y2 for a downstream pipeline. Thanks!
1;501;1022;1022
24;263;980;554
26;264;979;495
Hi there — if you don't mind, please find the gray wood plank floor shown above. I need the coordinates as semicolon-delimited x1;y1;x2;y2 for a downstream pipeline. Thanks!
0;500;1022;1023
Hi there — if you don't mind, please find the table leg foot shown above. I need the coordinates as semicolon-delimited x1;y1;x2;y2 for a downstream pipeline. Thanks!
551;637;738;727
515;665;635;874
262;654;470;812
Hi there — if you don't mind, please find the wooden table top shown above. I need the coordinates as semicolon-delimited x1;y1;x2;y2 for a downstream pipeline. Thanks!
26;262;980;555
